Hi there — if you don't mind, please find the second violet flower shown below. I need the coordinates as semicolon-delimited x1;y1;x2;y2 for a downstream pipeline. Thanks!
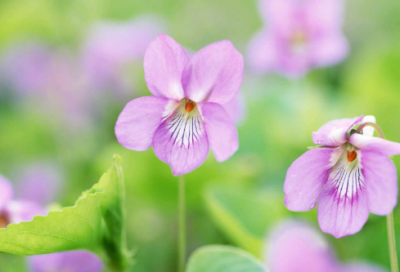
284;115;400;238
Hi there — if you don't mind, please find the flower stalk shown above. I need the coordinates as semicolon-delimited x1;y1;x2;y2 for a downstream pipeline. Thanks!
387;212;399;272
356;122;398;272
178;175;186;272
356;122;385;138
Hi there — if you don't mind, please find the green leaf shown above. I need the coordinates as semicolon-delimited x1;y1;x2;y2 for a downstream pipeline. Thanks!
0;154;131;271
204;188;288;257
186;245;266;272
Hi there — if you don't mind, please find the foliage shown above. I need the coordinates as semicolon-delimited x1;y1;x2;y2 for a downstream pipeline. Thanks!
0;155;131;271
186;245;265;272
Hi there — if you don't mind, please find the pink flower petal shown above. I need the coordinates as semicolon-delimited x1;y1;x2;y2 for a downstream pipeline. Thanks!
360;151;398;215
267;220;338;272
340;263;387;272
200;102;238;162
312;116;363;146
259;0;294;34
276;45;310;78
115;96;172;151
144;34;189;100
0;42;52;95
82;16;165;91
29;250;104;272
182;40;243;104
306;0;345;31
16;163;63;205
247;30;277;74
0;175;13;210
261;0;344;34
5;200;47;225
349;133;400;156
221;93;246;124
311;33;349;67
318;155;369;238
284;148;338;211
152;110;209;176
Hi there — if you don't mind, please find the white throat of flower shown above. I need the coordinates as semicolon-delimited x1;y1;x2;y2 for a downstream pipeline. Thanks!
164;98;204;148
329;144;364;198
327;115;378;198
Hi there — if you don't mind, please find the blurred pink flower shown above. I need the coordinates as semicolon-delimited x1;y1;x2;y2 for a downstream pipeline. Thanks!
284;115;400;237
42;50;95;131
0;42;52;95
0;174;46;228
115;34;243;175
82;16;166;97
248;0;349;77
28;250;104;272
15;163;63;205
266;220;387;272
0;42;95;132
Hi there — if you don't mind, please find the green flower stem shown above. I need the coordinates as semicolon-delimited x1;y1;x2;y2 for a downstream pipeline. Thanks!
387;212;399;272
356;122;385;138
357;123;398;272
179;175;186;272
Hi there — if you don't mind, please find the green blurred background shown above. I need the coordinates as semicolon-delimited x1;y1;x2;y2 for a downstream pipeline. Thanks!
0;0;399;271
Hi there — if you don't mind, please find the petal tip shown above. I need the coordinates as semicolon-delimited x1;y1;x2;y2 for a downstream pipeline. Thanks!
214;142;238;162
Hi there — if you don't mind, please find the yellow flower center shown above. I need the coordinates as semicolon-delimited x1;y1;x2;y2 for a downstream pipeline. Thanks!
185;100;196;113
347;150;357;162
290;31;307;54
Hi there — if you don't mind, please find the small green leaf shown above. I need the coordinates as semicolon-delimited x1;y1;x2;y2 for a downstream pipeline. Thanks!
0;154;131;271
204;188;288;257
186;245;266;272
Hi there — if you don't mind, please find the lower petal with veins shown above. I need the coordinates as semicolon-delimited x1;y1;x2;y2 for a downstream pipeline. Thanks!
318;150;369;238
152;104;209;176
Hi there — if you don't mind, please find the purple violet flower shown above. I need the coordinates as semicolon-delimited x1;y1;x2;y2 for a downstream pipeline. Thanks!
284;115;400;238
266;220;387;272
248;0;349;77
28;250;104;272
115;34;243;175
0;174;46;228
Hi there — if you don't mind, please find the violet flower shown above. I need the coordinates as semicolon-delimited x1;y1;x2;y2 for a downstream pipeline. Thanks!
248;0;349;77
266;220;387;272
284;115;400;237
0;174;46;229
28;250;104;272
115;34;243;175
